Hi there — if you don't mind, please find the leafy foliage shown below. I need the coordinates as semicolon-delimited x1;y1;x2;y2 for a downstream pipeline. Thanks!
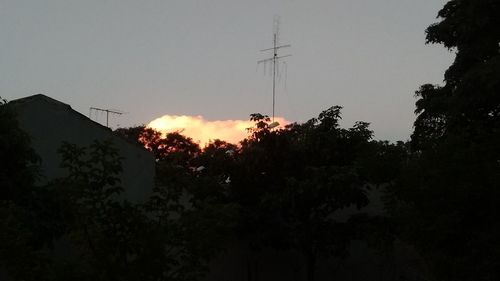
0;98;61;281
232;107;390;281
0;97;40;202
387;1;500;280
413;0;500;149
52;140;226;281
115;109;394;281
115;127;238;279
0;107;228;281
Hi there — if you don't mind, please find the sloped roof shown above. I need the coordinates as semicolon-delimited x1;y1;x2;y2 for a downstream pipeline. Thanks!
10;94;111;132
9;94;151;150
10;94;70;107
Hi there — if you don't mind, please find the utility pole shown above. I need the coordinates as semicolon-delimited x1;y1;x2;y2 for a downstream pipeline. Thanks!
258;16;291;122
89;107;123;128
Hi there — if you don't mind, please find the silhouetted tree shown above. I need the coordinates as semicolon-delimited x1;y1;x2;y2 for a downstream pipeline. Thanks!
0;97;40;202
233;107;384;281
387;1;500;280
115;126;237;279
0;98;63;281
1;108;227;281
50;140;216;281
115;113;397;281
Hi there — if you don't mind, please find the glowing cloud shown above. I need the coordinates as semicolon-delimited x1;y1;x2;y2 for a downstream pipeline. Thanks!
147;115;289;146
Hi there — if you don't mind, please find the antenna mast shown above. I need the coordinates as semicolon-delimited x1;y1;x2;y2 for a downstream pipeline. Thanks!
89;107;123;128
258;16;291;122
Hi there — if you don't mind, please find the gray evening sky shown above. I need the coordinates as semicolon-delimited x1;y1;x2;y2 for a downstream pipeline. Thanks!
0;0;453;141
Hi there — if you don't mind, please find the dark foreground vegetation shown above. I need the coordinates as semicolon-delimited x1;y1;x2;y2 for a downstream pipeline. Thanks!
1;1;500;280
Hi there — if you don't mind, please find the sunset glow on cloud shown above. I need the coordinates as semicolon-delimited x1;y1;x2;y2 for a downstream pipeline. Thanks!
147;115;289;146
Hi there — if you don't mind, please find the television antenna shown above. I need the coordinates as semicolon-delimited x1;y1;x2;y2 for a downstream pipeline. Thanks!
258;16;291;123
89;107;123;128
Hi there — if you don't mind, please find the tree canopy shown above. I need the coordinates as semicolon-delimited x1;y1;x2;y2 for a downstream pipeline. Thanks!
111;107;395;281
388;1;500;280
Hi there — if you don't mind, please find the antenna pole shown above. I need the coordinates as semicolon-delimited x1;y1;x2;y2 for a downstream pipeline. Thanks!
272;33;276;121
258;16;291;123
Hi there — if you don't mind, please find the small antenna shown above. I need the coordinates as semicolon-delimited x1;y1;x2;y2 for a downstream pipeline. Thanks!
89;107;123;128
258;15;291;122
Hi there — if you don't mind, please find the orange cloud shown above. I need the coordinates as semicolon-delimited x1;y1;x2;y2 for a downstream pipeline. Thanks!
147;115;288;146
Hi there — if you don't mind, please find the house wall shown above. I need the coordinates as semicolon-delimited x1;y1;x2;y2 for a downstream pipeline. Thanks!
11;95;154;203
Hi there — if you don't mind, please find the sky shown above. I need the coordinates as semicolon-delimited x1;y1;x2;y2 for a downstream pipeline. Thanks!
0;0;453;142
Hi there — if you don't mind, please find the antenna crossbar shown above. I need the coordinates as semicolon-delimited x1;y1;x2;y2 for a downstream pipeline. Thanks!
260;44;292;52
257;54;292;64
